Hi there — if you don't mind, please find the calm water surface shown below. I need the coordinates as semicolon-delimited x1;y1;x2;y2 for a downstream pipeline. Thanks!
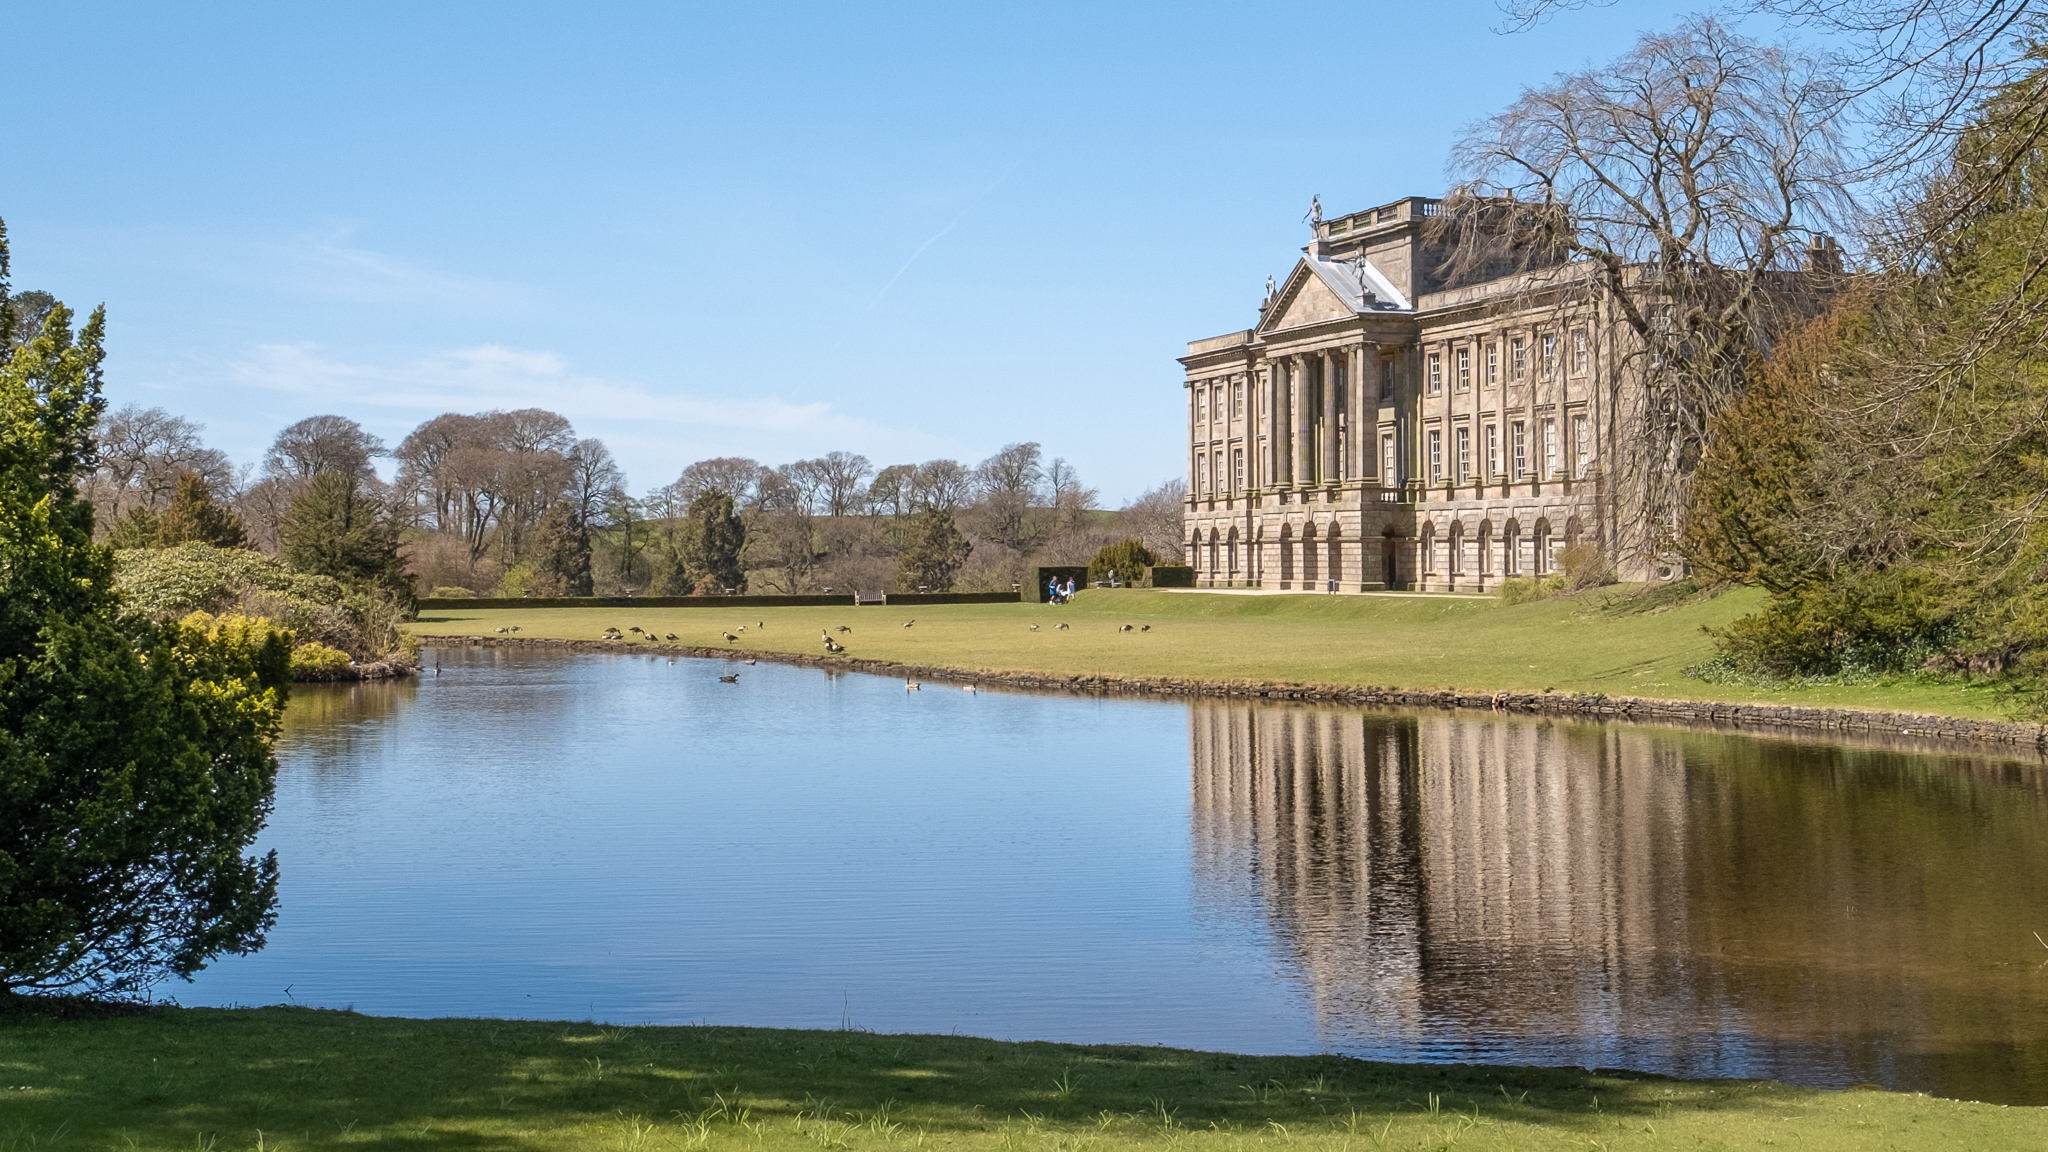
182;647;2048;1103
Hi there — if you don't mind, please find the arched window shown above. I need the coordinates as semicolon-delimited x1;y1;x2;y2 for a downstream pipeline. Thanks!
1503;521;1521;574
1448;523;1464;575
1227;528;1239;578
1420;523;1437;574
1533;519;1552;574
1326;524;1343;585
1302;522;1319;583
1280;524;1295;583
1207;530;1220;577
1477;522;1493;575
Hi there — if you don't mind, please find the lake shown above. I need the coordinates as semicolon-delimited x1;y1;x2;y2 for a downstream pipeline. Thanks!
180;645;2048;1104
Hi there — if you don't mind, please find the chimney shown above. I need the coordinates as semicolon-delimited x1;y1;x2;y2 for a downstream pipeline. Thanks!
1805;234;1843;274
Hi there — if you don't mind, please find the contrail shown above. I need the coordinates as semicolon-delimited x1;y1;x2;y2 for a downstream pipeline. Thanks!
863;161;1022;312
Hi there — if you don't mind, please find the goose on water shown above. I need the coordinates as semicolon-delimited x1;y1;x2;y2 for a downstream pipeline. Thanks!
718;673;739;684
905;680;921;690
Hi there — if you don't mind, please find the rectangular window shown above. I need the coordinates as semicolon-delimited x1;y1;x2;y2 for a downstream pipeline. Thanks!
1511;337;1527;380
1543;418;1559;476
1234;382;1244;417
1233;447;1245;490
1572;413;1590;478
1380;432;1396;482
1456;347;1471;391
1485;423;1500;476
1380;358;1396;400
1428;429;1443;481
1511;420;1528;478
1485;342;1499;385
1196;389;1206;422
1572;329;1589;374
1197;453;1208;494
1427;353;1443;395
1541;333;1559;377
1455;426;1471;482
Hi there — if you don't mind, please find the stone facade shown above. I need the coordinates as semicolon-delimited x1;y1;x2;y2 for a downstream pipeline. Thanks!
1181;196;1620;592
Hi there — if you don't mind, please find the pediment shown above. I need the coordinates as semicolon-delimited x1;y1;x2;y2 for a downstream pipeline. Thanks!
1261;264;1350;332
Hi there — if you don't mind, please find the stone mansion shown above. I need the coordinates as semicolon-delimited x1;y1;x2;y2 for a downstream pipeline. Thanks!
1181;195;1628;593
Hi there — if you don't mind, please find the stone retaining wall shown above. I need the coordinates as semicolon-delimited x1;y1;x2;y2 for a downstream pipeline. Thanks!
418;635;2048;751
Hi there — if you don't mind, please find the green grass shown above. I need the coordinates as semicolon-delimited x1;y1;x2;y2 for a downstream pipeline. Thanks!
408;586;2015;720
2;1006;2039;1150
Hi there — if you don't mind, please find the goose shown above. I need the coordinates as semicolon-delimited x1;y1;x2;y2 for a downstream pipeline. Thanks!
629;626;643;634
825;639;845;653
1029;624;1039;631
665;632;678;641
836;625;852;633
744;659;757;665
1118;624;1134;632
509;625;521;633
902;619;915;629
494;626;508;633
905;680;921;690
962;684;977;694
1140;624;1151;632
722;631;738;643
1055;622;1070;630
757;620;765;628
718;673;739;684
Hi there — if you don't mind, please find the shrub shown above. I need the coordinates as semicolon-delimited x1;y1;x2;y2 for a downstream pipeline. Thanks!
1558;542;1615;592
1710;573;1963;678
288;641;354;680
115;544;406;663
1087;538;1157;586
1496;576;1545;606
428;586;475;599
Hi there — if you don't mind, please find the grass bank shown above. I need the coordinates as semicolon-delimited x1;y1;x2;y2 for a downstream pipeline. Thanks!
2;1006;2037;1149
409;586;2015;721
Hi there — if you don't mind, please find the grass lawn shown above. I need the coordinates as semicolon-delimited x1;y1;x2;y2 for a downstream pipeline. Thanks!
408;586;2016;721
3;1006;2038;1150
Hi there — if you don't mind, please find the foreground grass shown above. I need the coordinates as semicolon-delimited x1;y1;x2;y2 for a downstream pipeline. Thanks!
409;587;2015;721
1;1006;2037;1150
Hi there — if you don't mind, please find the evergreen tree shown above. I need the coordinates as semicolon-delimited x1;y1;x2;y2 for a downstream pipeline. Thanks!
277;471;413;607
680;490;746;594
1087;538;1158;586
528;503;593;597
896;509;971;591
154;471;247;548
0;227;287;996
103;504;160;549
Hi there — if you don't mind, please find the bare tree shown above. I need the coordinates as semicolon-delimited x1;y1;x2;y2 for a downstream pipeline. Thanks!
868;464;916;516
263;415;385;481
673;456;766;508
1440;17;1855;565
1118;478;1184;563
909;459;972;511
84;404;236;528
812;450;874;517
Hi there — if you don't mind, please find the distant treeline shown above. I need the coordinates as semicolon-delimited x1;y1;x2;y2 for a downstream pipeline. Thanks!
65;400;1184;601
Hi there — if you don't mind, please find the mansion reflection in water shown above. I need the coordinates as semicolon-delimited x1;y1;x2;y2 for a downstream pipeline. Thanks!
1186;701;2048;1101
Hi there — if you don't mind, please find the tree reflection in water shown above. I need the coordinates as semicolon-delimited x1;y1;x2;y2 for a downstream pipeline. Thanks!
1188;701;2048;1103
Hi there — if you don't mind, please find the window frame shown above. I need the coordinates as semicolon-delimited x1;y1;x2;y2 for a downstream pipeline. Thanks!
1511;420;1528;478
1484;422;1500;477
1543;417;1559;476
1426;352;1443;395
1427;428;1443;481
1511;337;1528;380
1455;425;1471;483
1456;346;1471;392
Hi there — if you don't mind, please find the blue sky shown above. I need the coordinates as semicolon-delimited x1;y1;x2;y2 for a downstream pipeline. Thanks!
3;0;1706;504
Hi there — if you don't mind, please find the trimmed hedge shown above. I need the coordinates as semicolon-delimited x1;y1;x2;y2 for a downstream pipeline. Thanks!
416;592;1021;611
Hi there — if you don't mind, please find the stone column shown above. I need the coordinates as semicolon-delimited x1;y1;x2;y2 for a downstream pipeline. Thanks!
1293;357;1313;487
1321;351;1339;486
1253;362;1269;487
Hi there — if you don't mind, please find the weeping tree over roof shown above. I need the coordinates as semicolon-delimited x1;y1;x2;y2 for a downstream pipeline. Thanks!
0;218;287;998
1435;17;1856;566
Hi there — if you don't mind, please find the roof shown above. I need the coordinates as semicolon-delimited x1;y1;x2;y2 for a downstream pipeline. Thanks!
1304;251;1411;313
